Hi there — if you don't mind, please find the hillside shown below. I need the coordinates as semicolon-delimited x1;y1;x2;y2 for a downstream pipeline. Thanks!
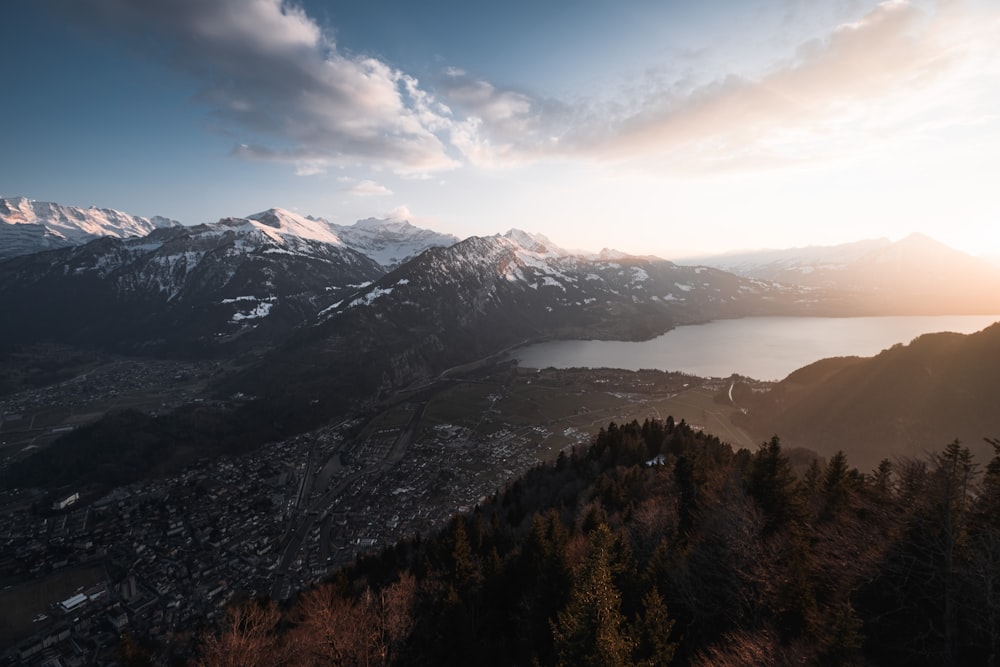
734;322;1000;469
189;419;1000;666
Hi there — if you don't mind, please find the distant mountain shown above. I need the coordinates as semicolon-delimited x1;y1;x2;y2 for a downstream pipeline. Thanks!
734;322;1000;469
330;216;460;269
0;208;383;355
684;233;1000;314
228;229;829;420
0;196;180;260
683;238;891;279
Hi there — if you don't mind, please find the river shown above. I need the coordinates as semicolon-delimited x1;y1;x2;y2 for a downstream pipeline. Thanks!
511;315;1000;381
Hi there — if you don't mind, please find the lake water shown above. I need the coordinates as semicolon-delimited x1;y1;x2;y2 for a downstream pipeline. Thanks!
511;315;1000;381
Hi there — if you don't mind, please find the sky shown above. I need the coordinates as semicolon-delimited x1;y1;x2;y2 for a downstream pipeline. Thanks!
1;0;998;259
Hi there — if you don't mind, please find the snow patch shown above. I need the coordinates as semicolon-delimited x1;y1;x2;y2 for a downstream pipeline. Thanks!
349;286;394;307
231;301;274;322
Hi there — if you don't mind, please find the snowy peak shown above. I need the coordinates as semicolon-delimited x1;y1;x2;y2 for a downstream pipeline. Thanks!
501;229;569;257
352;217;417;233
243;208;344;246
331;216;460;269
0;196;180;260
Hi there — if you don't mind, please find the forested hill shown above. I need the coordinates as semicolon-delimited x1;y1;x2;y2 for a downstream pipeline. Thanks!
186;419;1000;667
734;321;1000;471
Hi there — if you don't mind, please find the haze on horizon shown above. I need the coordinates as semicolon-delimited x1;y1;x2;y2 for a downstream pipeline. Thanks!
1;0;998;260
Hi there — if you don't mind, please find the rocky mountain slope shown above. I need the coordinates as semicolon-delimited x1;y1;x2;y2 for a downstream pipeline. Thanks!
0;208;383;355
0;196;180;260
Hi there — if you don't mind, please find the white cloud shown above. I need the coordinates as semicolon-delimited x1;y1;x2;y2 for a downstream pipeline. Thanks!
436;0;998;173
342;180;393;197
51;0;998;178
565;0;996;170
385;205;413;221
59;0;459;174
437;69;573;167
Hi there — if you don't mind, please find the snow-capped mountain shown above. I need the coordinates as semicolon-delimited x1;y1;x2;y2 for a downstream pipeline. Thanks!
682;233;1000;314
0;208;383;354
243;208;346;247
231;229;828;414
0;196;180;261
329;216;460;269
326;229;826;337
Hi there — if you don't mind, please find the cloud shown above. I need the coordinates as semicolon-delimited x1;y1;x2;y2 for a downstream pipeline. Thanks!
381;205;449;232
47;0;994;176
53;0;458;174
435;0;994;172
437;69;576;167
341;179;393;197
564;0;988;169
385;205;413;221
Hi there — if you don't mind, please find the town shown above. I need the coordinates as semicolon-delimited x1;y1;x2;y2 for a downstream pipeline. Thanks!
0;362;753;664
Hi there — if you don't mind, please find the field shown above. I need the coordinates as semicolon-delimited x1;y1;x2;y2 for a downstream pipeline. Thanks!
0;564;106;648
409;365;758;460
0;357;221;467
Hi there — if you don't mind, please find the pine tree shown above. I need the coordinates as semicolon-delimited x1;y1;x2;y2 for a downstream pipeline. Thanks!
747;436;804;533
552;523;636;667
450;515;479;586
635;588;677;666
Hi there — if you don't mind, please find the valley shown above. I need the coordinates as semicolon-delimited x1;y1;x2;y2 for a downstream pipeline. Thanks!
3;197;1000;664
0;356;760;659
0;355;225;471
5;0;999;659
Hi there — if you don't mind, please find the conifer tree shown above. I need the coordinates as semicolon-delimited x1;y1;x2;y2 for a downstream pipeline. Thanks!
552;523;635;667
748;436;804;533
635;588;677;666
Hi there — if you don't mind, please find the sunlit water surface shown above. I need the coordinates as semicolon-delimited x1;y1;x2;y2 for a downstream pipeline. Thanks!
511;315;1000;381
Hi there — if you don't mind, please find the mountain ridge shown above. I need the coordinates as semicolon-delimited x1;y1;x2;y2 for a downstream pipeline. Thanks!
0;212;385;355
0;196;181;261
733;321;1000;469
682;233;1000;314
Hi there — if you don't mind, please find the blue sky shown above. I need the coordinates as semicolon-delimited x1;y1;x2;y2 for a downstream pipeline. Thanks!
2;0;998;258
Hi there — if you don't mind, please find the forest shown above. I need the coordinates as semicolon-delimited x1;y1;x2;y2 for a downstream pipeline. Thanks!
171;419;999;666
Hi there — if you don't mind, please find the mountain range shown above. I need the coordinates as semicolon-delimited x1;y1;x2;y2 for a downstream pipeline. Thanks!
0;196;180;261
4;195;999;471
683;233;1000;314
0;205;460;355
0;199;830;359
225;228;826;421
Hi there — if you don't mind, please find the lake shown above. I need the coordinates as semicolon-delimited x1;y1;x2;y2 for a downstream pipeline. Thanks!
511;315;1000;381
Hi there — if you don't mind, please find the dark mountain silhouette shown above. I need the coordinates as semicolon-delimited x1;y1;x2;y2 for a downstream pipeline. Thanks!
735;321;1000;469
